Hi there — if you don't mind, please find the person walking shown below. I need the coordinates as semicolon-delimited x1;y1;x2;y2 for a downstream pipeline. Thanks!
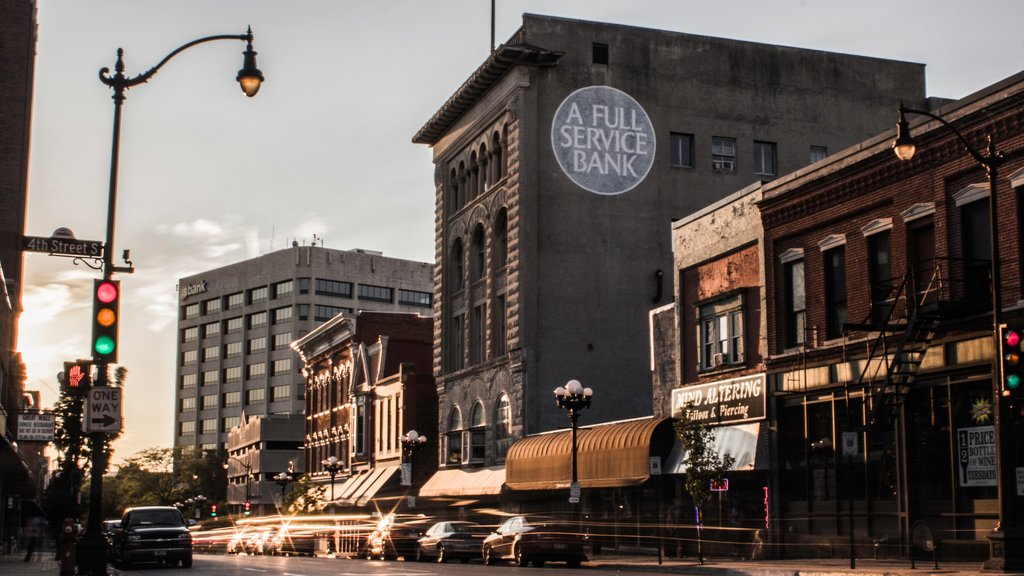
23;515;47;562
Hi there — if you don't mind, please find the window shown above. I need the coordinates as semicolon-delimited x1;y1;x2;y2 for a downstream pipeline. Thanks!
272;358;292;376
298;278;310;294
179;421;195;436
592;42;608;65
471;304;486;364
698;295;744;370
182;350;197;366
247;362;266;380
180;397;196;412
248;286;268;304
225;341;242;358
784;258;807;348
753;141;777;176
670;132;694;168
470;402;486;462
200;419;217;434
823;246;848;340
447;314;464;371
248;336;266;354
494;394;511;460
315;279;352;298
203;298;221;314
314;304;349;322
273;332;292;350
202;346;219;362
273;280;293;299
271;385;290;402
495;209;509;268
358;284;393;303
181;373;197;389
182;326;199;343
223;391;241;407
182;303;200;320
202;322;220;339
962;198;993;308
201;394;217;410
446;408;463;465
273;306;292;324
223;416;241;431
225;317;243;334
202;370;217;386
472;224;486;281
451;239;464;291
298;304;309;321
712;137;736;172
224;366;242;382
868;231;893;325
810;146;828;164
398;289;432;308
246;388;265;405
226;292;244;310
248;311;267;329
494;295;507;357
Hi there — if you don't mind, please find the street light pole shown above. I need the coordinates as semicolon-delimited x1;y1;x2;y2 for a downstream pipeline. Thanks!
273;463;294;511
554;380;594;530
400;430;428;488
226;455;253;513
76;32;263;576
893;105;1020;571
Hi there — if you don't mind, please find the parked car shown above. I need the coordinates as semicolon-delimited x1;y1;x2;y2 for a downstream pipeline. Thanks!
417;521;488;563
109;506;193;568
263;523;316;557
361;517;422;560
481;515;586;568
227;526;272;555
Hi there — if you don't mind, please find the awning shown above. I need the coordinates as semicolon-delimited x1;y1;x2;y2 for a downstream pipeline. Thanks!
664;421;766;473
418;466;506;497
354;466;399;506
505;417;675;491
324;466;399;507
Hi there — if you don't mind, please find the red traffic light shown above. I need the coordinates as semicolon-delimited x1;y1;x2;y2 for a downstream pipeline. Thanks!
96;280;118;303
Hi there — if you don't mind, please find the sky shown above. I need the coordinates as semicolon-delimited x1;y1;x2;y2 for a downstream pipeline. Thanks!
19;0;1024;467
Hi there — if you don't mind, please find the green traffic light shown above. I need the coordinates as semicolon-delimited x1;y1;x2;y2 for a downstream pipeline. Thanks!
1009;374;1021;390
95;335;116;356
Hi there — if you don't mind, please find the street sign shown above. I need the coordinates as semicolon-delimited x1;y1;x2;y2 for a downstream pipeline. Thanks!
569;481;581;503
22;235;104;258
711;478;730;492
842;432;858;457
84;387;122;433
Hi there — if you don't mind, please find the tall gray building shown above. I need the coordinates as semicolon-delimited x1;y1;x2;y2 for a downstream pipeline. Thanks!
174;244;432;451
413;14;929;472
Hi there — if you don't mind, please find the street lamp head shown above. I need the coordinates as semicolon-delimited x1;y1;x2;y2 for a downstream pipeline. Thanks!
566;379;584;396
236;27;264;97
892;106;917;162
553;386;567;397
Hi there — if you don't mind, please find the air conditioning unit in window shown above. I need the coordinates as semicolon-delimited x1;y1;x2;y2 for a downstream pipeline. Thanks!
711;353;726;367
713;160;735;172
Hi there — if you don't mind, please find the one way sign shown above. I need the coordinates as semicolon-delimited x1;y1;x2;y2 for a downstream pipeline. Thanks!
85;387;122;434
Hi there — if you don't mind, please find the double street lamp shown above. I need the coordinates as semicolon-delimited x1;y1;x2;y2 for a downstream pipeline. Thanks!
554;379;594;524
400;430;428;487
893;105;1020;571
225;455;253;512
78;30;264;576
273;463;295;510
321;455;345;507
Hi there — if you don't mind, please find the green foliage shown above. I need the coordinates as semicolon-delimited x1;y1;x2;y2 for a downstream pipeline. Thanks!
672;411;735;513
288;474;325;515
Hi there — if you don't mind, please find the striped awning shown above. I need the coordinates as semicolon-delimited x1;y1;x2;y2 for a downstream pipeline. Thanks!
418;465;506;497
505;417;675;491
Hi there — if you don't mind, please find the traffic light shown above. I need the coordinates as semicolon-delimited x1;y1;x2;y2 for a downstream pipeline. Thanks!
91;279;120;362
61;361;92;393
243;501;251;516
210;504;217;518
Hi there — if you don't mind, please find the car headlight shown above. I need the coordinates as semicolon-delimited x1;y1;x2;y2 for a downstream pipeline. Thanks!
179;533;192;540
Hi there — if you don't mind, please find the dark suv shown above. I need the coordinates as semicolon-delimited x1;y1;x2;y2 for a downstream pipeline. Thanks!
110;506;193;568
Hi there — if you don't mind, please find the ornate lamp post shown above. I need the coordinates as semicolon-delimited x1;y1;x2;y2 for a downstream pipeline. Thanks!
273;464;294;511
554;379;594;527
892;104;1021;571
321;455;345;507
400;430;428;487
225;456;253;513
192;495;207;520
77;30;264;576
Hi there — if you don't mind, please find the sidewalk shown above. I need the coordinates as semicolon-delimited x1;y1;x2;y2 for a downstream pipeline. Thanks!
587;553;1001;576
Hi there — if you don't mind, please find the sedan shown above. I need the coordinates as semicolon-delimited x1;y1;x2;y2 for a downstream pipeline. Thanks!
482;515;586;568
362;522;422;561
417;521;488;563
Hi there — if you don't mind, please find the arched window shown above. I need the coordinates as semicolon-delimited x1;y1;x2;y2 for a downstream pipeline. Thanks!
491;130;504;183
458;161;467;208
494;208;508;269
451;239;464;292
449;168;460;213
446;407;463;465
494;394;511;460
478;143;489;193
472;224;486;282
469;152;479;201
470;401;486;462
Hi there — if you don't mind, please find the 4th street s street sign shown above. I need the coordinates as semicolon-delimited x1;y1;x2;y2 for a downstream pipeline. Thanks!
22;235;104;258
85;387;122;434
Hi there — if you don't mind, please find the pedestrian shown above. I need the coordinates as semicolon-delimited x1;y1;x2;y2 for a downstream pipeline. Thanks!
24;515;47;562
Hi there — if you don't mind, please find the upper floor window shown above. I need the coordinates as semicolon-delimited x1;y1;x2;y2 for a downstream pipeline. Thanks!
670;132;694;168
273;332;292;350
494;394;512;461
226;292;244;310
225;341;242;358
398;289;432;308
822;244;848;340
753;141;777;176
273;306;292;324
272;357;292;376
698;294;744;370
225;317;243;334
470;304;486;365
248;336;267;355
782;251;806;349
472;224;486;282
867;229;894;325
358;284;393;303
203;298;221;314
447;314;465;372
494;209;509;269
490;129;505;184
182;350;198;366
592;42;609;65
446;407;463;465
314;304;349;322
248;286;268;304
202;321;220;339
182;326;199;343
248;311;267;329
494;295;507;357
182;303;200;320
181;373;197;389
273;280;293;299
470;402;486;462
315;279;352;298
298;278;310;295
810;146;828;164
712;137;736;172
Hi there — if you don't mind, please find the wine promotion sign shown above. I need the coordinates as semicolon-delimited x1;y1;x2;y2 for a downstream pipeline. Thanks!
551;85;656;195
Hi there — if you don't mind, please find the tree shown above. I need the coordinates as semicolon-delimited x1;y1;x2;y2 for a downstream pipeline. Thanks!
288;474;325;515
673;411;735;565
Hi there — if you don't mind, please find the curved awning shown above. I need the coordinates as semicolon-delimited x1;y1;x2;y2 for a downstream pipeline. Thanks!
505;417;675;491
